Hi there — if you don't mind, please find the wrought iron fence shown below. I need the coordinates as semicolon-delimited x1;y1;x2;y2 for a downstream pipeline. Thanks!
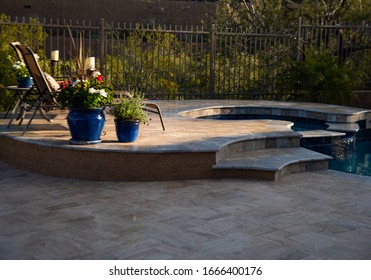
1;16;370;100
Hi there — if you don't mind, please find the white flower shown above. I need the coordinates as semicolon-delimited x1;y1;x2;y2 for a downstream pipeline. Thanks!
89;87;97;94
88;87;107;97
13;61;24;70
99;89;107;97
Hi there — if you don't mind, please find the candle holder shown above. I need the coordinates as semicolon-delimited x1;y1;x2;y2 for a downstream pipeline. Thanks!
50;60;59;77
50;50;59;77
84;57;96;76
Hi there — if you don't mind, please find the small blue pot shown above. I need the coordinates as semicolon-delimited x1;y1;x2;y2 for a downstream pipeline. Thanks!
67;108;105;144
115;119;140;142
17;76;33;88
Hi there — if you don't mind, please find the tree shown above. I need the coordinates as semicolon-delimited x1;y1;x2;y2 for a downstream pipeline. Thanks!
211;0;371;30
212;0;286;30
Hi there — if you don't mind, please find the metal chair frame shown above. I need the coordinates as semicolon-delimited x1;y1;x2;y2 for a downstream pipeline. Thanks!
7;44;60;135
9;41;23;62
115;91;165;131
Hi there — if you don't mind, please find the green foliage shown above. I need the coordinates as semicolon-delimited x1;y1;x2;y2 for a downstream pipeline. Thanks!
0;14;46;50
11;60;29;77
109;94;148;124
341;0;371;23
213;0;286;30
294;0;371;23
0;14;47;111
105;30;209;99
281;48;364;104
105;28;266;99
212;0;371;30
350;49;371;89
158;78;178;100
213;51;257;95
0;37;15;110
57;75;114;109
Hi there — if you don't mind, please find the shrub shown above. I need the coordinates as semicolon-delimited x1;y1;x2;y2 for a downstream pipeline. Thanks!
281;48;364;105
0;14;47;111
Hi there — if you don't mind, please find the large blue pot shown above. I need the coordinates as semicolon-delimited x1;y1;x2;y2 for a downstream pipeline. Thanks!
114;119;140;142
17;76;33;88
67;108;105;144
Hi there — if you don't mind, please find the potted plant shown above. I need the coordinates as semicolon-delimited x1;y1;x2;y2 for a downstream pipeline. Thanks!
55;25;114;144
57;73;114;144
109;94;148;142
12;60;33;88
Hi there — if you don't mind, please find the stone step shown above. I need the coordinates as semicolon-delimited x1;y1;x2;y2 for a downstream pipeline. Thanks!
216;131;301;162
299;129;346;138
213;147;332;181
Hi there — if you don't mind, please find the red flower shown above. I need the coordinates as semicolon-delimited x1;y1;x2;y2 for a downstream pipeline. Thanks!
59;79;70;90
96;75;103;83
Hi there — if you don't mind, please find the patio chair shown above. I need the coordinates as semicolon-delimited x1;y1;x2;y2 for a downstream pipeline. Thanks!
10;41;69;86
7;44;61;135
10;41;23;62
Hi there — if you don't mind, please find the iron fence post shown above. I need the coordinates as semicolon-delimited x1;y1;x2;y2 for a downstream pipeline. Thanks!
209;24;216;99
296;17;302;62
99;18;105;76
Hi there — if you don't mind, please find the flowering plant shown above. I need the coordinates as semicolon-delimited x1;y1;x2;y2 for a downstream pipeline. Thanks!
57;72;114;109
56;25;114;109
12;61;29;77
109;93;148;124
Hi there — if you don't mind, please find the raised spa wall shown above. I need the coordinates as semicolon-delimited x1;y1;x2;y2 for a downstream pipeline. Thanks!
178;105;371;132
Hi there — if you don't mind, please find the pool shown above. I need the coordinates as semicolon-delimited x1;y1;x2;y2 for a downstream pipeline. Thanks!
199;113;371;176
329;140;371;176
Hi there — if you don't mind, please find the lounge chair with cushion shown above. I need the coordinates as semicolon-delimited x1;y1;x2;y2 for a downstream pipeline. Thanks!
7;44;61;135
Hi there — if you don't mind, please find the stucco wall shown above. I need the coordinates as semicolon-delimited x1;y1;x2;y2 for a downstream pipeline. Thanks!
0;0;216;26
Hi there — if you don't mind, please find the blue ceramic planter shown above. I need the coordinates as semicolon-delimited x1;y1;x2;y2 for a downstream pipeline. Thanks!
115;119;140;142
17;76;33;88
67;108;105;144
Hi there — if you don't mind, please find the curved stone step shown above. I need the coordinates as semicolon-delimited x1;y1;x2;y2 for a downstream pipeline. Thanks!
216;131;301;162
213;147;332;180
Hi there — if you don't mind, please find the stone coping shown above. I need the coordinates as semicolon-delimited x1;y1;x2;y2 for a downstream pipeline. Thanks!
178;102;371;126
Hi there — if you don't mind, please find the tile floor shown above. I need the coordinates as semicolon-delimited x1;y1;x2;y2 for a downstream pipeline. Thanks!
0;161;370;259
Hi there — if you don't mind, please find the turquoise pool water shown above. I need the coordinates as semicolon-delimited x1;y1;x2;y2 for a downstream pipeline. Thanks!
329;141;371;176
199;114;371;177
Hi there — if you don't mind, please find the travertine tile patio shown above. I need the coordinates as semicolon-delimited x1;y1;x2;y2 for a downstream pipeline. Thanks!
0;161;370;259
